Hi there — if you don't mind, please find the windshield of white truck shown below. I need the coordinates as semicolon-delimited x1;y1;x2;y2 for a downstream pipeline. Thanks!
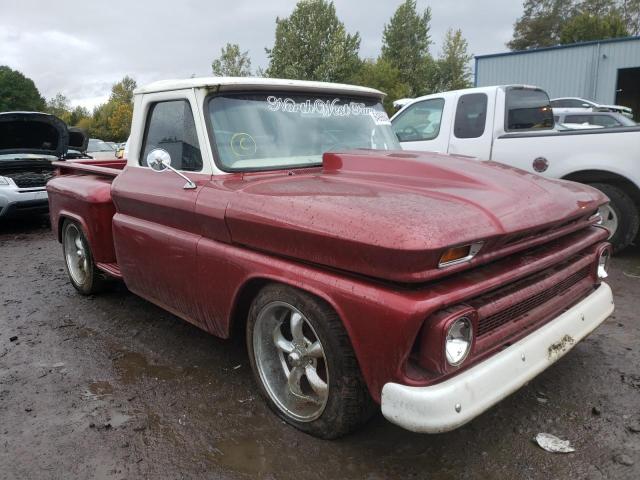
505;88;554;131
207;93;400;171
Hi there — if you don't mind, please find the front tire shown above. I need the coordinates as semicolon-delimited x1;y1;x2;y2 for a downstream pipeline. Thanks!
246;284;375;439
61;220;107;295
590;183;639;252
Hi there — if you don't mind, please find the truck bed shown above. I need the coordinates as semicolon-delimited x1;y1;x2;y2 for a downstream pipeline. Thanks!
52;159;126;177
47;159;125;275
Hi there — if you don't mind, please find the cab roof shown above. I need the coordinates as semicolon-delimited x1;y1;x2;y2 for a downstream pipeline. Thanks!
134;76;385;98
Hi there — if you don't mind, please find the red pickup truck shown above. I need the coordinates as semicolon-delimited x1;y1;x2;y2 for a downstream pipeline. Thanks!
46;77;614;439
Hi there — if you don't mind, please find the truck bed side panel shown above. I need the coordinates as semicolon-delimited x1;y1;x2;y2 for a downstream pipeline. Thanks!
47;175;117;263
491;128;640;188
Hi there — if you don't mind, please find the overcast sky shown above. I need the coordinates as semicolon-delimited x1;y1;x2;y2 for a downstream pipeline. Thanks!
0;0;522;109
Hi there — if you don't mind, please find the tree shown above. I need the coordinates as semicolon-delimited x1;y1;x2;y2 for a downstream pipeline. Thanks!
380;0;433;96
265;0;361;83
560;10;629;43
68;105;90;127
620;0;640;34
109;76;136;104
508;0;574;50
350;58;411;114
212;43;252;76
508;0;637;50
0;66;46;112
433;29;473;91
45;93;72;123
107;102;134;141
88;76;137;142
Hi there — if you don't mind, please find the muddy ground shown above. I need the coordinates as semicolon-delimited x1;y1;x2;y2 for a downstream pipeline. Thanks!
1;216;639;480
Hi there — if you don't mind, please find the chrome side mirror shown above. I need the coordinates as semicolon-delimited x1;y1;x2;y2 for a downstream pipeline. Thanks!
147;148;171;171
146;148;196;190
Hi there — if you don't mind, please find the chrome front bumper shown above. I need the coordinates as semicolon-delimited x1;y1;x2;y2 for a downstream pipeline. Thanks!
381;283;614;433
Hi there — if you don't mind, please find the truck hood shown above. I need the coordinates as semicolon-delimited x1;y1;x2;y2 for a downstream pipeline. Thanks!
0;112;87;158
224;150;607;283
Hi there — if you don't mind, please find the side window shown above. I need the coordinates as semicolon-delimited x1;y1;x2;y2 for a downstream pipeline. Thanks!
567;99;589;108
454;93;487;139
565;115;589;124
140;100;203;172
505;87;554;131
392;98;445;142
591;116;619;127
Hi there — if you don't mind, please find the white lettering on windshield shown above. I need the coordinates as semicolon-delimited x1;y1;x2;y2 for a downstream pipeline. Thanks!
266;96;390;125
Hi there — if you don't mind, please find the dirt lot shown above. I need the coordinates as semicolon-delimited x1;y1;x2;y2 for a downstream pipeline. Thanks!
1;216;639;480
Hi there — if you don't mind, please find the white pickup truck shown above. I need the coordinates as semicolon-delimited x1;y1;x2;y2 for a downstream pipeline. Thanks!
390;85;640;251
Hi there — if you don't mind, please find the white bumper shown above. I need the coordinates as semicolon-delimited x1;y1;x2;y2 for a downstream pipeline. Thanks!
381;283;614;433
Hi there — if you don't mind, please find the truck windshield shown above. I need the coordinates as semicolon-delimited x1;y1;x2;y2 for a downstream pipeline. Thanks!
505;87;554;131
207;93;400;171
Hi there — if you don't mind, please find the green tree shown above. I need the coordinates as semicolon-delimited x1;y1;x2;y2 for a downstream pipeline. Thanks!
433;29;473;91
45;93;72;123
88;102;113;140
46;94;92;127
265;0;361;83
68;105;90;126
350;58;411;114
380;0;433;96
509;0;636;50
0;66;46;112
107;102;134;141
88;76;137;141
109;76;136;104
508;0;574;50
560;10;629;42
212;43;252;76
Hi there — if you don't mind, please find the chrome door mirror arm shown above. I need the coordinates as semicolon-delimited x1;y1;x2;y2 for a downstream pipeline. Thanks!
164;164;197;190
146;148;197;190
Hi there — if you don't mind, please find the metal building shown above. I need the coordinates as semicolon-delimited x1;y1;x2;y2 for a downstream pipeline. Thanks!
475;36;640;118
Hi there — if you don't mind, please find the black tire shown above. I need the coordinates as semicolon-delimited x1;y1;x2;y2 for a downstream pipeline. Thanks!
590;183;639;252
246;283;376;439
61;220;107;295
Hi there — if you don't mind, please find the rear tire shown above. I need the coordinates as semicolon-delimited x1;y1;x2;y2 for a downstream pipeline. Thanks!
590;183;639;252
246;283;376;439
61;220;107;295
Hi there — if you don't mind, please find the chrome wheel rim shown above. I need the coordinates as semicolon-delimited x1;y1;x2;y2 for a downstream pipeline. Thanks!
598;204;618;239
253;301;329;422
64;224;89;286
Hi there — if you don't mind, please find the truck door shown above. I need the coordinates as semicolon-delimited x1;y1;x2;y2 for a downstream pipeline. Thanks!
392;97;450;153
447;92;494;160
111;93;211;324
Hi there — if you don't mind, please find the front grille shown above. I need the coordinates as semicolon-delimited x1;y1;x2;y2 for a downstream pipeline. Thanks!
477;266;590;337
7;171;54;188
503;216;585;246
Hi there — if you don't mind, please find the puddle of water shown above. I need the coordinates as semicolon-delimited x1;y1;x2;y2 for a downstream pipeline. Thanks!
112;351;178;385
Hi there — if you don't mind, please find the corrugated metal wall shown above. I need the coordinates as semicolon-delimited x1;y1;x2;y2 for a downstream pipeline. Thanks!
475;37;640;104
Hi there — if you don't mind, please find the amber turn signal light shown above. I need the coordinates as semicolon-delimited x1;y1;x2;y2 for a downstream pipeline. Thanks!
438;242;483;268
440;246;470;264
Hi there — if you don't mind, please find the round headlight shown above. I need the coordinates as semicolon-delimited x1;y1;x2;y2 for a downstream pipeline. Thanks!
597;247;611;279
445;317;473;366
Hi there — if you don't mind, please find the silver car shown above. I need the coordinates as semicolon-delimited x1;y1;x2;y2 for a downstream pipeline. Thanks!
0;112;86;219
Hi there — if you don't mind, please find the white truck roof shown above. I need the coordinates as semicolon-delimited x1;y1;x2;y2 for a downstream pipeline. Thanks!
397;85;541;108
135;76;385;98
